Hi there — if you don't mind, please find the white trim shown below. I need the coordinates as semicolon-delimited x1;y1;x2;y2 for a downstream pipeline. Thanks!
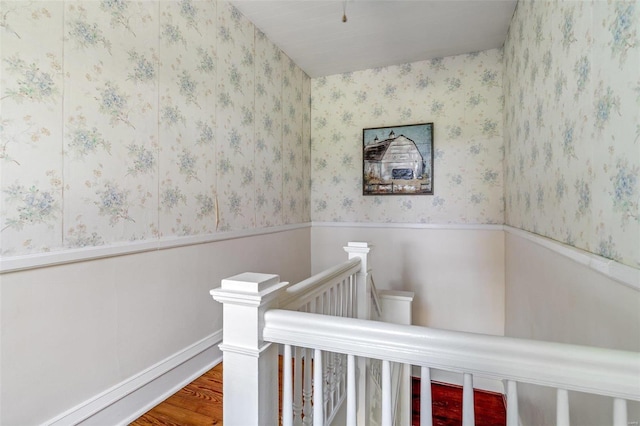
378;290;415;302
313;222;640;289
218;341;274;358
4;221;637;291
1;222;311;274
44;330;223;426
312;221;504;231
504;226;640;291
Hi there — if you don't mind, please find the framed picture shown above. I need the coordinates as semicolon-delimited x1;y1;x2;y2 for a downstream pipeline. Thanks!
363;122;434;195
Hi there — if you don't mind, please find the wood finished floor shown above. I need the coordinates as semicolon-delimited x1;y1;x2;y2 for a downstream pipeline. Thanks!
131;364;223;426
131;363;506;425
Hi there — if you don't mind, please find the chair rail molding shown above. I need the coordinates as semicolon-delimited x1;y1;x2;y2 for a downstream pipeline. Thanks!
0;223;311;274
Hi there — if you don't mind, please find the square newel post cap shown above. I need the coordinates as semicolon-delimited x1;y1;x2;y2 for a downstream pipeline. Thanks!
221;272;280;293
344;241;371;253
210;272;287;305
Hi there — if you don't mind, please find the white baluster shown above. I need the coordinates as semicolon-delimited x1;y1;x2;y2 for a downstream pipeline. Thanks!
463;373;475;426
335;281;340;311
328;289;336;411
323;350;331;411
613;398;627;426
382;360;392;426
506;380;518;426
333;285;337;315
343;278;348;315
556;388;570;426
325;352;333;404
283;344;293;426
347;354;357;426
340;353;347;397
294;346;303;423
314;349;324;426
351;273;357;318
336;281;342;317
303;347;313;426
340;279;345;314
420;366;433;426
345;277;350;307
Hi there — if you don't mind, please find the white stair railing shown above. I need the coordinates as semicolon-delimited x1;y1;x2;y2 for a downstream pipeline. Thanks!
264;310;640;426
211;242;412;426
281;242;373;425
211;242;640;426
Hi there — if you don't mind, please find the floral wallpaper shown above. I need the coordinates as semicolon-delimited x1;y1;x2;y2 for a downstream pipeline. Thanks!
311;49;504;224
0;0;311;256
4;0;636;269
504;0;640;268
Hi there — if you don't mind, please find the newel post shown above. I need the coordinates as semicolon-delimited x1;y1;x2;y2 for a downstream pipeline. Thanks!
210;273;288;426
344;241;371;320
344;241;372;426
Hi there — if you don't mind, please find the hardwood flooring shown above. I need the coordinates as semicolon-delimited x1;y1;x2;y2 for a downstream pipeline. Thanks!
131;364;223;426
132;363;506;425
413;378;506;426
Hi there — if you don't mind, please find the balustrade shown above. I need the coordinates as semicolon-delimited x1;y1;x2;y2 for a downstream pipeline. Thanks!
263;309;640;426
211;242;640;426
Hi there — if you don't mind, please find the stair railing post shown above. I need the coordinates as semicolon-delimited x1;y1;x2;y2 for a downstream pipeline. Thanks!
379;290;415;426
343;242;371;426
344;241;371;321
210;273;289;426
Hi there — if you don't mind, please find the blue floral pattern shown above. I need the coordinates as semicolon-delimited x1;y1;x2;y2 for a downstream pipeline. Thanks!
312;49;504;224
95;182;133;225
127;50;156;84
127;143;155;176
3;183;60;230
98;81;134;128
3;55;57;103
67;120;110;157
1;2;64;254
68;6;111;53
504;0;640;267
5;0;635;270
612;159;639;224
1;0;310;256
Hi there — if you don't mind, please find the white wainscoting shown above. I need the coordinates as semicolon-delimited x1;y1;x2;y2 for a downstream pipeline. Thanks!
2;228;311;425
311;223;507;335
504;226;639;291
46;331;222;426
505;230;640;426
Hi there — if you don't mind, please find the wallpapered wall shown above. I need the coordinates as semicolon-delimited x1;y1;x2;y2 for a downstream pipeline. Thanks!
0;0;311;257
310;49;504;224
504;0;640;269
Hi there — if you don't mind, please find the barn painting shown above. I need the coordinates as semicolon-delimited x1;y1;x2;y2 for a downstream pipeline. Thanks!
363;123;434;195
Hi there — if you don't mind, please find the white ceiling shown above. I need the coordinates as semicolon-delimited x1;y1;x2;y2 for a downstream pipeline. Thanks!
230;0;518;78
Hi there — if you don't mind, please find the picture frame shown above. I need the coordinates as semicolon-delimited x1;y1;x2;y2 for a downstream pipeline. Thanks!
363;122;434;195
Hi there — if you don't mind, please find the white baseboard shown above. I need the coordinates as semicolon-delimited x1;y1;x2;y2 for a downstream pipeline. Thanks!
44;331;223;426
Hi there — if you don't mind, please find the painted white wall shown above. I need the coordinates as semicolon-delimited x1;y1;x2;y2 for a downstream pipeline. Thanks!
0;228;310;426
311;225;505;335
505;231;640;426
